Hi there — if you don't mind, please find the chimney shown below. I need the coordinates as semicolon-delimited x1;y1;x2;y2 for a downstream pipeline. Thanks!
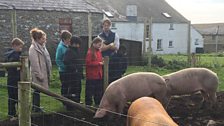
126;5;137;22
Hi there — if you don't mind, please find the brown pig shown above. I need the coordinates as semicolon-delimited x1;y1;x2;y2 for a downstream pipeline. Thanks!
163;68;219;105
127;97;178;126
94;72;168;118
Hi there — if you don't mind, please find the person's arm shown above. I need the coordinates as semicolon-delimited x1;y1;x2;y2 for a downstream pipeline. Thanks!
100;42;112;52
112;33;120;51
10;52;20;62
55;46;64;69
99;33;120;52
86;51;102;66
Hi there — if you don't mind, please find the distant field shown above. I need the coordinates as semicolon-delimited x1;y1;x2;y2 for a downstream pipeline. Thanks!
158;54;224;67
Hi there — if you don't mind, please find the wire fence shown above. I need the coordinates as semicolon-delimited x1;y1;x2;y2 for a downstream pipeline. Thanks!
0;54;224;126
0;83;173;126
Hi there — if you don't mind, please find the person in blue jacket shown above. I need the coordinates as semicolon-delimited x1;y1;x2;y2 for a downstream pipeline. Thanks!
56;30;72;106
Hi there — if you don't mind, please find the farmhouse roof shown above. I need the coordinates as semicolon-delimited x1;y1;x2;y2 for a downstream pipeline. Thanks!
0;0;101;13
193;23;224;35
86;0;189;23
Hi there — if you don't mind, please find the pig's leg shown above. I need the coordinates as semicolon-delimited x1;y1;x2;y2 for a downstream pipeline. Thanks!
117;101;125;115
208;91;219;114
199;91;217;114
163;95;172;109
208;91;217;103
200;90;210;109
154;91;169;108
105;103;123;126
207;91;217;109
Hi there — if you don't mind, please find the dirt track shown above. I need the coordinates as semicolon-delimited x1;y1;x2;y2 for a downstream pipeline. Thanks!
167;91;224;126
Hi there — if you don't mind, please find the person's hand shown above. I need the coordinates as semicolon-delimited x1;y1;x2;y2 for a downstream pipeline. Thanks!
109;42;114;46
100;42;116;51
109;43;115;48
99;61;104;65
100;43;108;52
109;43;117;50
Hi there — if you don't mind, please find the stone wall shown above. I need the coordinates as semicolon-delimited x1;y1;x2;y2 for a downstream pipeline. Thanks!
0;10;12;59
0;9;103;61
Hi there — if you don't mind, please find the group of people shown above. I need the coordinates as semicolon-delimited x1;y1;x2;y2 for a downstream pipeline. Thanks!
4;28;52;119
55;18;128;110
5;18;128;118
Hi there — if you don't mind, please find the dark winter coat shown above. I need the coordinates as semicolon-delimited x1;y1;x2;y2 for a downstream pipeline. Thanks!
99;30;116;57
109;52;128;83
4;49;21;90
64;46;83;80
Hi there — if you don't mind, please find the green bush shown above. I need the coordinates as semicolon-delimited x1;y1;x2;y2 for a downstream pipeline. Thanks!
165;60;189;70
151;55;166;67
217;53;224;57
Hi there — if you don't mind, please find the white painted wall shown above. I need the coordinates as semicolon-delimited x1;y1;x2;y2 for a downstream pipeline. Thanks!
111;22;144;42
112;22;204;54
152;23;188;54
191;26;204;53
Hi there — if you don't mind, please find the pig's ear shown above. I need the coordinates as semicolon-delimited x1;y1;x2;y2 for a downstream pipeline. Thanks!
165;78;170;83
94;109;106;118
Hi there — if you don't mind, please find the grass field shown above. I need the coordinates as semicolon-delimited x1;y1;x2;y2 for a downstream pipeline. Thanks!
159;54;224;68
0;54;224;120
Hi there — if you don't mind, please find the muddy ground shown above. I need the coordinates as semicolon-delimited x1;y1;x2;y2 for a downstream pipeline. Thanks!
1;91;224;126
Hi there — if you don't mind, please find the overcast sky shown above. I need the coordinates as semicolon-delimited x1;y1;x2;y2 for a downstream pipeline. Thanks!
165;0;224;24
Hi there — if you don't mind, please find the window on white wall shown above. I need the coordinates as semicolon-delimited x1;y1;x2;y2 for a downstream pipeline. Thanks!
157;39;163;51
111;22;117;30
168;40;173;48
169;23;174;30
195;39;199;45
111;22;116;27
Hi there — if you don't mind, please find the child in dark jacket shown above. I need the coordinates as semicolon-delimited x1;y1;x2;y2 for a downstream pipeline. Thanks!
63;36;83;109
4;38;24;118
109;45;128;83
85;37;104;106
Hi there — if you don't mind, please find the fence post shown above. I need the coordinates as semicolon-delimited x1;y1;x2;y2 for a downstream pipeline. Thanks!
191;53;196;67
88;12;92;48
18;56;31;126
187;21;191;65
103;56;109;91
147;17;152;71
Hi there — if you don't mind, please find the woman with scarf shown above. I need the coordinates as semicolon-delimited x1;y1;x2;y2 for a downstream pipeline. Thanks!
29;28;52;112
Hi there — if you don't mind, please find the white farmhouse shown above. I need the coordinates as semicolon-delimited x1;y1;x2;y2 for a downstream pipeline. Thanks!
87;0;204;54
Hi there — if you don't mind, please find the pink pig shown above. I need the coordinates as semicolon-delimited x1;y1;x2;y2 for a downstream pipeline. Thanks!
94;72;168;118
163;68;219;105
